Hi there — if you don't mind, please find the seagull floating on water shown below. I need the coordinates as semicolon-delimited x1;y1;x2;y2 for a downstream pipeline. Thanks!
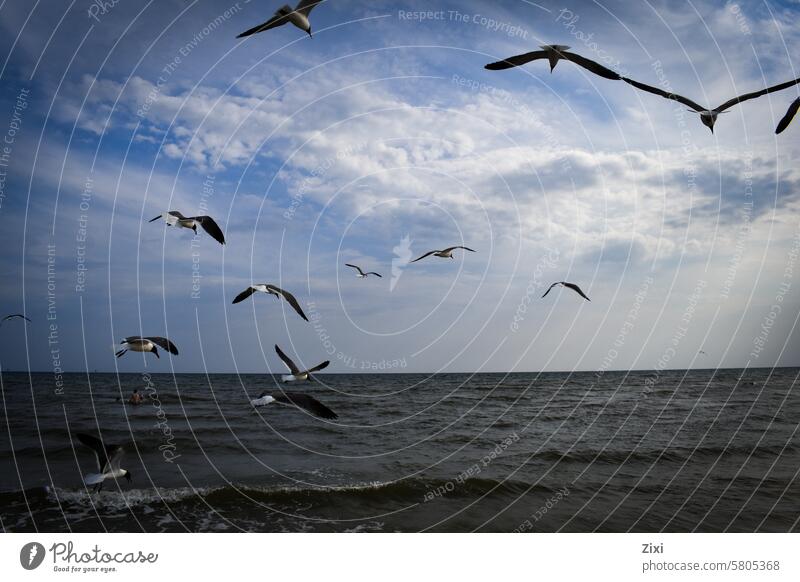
149;211;226;245
345;264;382;278
115;336;179;359
1;314;30;326
776;97;800;134
485;45;621;80
410;246;476;263
250;391;337;419
237;0;322;39
74;433;131;492
542;282;591;301
232;284;309;322
623;75;800;133
275;344;329;382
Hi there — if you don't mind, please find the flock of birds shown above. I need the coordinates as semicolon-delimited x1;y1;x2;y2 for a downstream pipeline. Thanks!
4;0;798;491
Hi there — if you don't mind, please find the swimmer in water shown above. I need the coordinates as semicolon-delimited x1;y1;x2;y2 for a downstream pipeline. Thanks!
128;389;143;405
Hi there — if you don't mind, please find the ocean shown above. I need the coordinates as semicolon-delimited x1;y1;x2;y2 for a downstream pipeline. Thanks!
1;368;797;532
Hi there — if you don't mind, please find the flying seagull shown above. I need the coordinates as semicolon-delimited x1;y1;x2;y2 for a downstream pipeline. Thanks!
410;246;476;263
250;391;337;419
485;45;621;80
345;263;382;278
1;314;30;326
232;284;309;322
237;0;323;39
74;433;131;492
115;336;179;359
542;282;591;301
776;97;800;134
275;344;329;382
149;211;226;245
623;75;800;133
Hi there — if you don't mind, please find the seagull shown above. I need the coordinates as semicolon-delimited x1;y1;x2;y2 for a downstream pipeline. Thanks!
237;0;323;39
776;97;800;134
232;284;309;322
345;264;382;278
542;282;591;301
623;75;800;133
149;211;226;245
1;314;30;326
74;433;131;492
275;344;329;382
410;246;476;263
115;336;179;359
485;45;621;80
250;391;337;419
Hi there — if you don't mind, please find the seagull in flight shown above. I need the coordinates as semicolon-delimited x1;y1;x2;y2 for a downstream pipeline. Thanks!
410;246;476;263
74;433;132;492
485;45;621;80
232;284;309;322
776;97;800;134
345;264;382;278
623;75;800;133
115;336;179;359
275;344;329;382
149;211;226;245
542;282;591;301
250;391;337;419
237;0;323;39
1;314;30;326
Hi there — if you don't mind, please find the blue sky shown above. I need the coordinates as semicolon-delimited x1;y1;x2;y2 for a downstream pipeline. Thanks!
0;0;798;374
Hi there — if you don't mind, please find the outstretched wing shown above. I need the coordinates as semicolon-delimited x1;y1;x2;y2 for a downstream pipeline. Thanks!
145;337;179;355
273;392;337;419
305;360;330;374
410;250;437;263
562;51;621;80
443;246;476;254
541;282;560;298
76;433;108;471
485;50;548;71
715;77;800;113
2;314;30;323
776;97;800;134
564;283;591;301
193;216;226;245
236;12;290;38
275;344;300;374
232;286;257;304
296;0;323;16
622;77;705;112
366;272;382;278
345;263;365;276
267;285;309;322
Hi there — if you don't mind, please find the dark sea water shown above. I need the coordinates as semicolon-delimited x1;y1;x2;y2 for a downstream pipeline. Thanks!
1;368;798;532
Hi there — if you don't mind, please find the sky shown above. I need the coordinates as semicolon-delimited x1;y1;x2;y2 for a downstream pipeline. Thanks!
0;0;798;374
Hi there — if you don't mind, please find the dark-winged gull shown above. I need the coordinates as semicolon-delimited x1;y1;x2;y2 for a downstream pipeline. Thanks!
485;45;621;80
542;281;591;301
237;0;323;38
275;344;329;382
250;391;337;419
410;246;476;263
74;433;132;492
345;263;382;278
149;211;226;245
115;336;179;359
232;284;309;322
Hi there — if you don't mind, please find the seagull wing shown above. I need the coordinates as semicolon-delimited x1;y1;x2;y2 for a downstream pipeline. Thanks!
622;77;705;112
563;282;591;301
193;216;226;245
715;77;800;113
366;272;382;278
232;286;258;304
2;314;30;323
562;51;621;80
410;250;438;263
273;392;337;419
345;263;365;276
275;344;301;374
484;50;548;70
122;336;143;344
776;97;800;134
305;360;330;374
296;0;323;16
541;282;560;298
76;433;109;471
267;285;309;322
236;12;290;38
145;337;179;355
443;246;476;254
105;444;125;473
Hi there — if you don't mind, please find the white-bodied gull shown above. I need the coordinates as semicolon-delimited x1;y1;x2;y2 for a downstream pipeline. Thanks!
345;263;382;278
275;344;329;382
410;246;476;263
116;336;179;359
75;433;131;492
149;211;226;245
232;284;309;322
250;391;337;419
237;0;323;38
